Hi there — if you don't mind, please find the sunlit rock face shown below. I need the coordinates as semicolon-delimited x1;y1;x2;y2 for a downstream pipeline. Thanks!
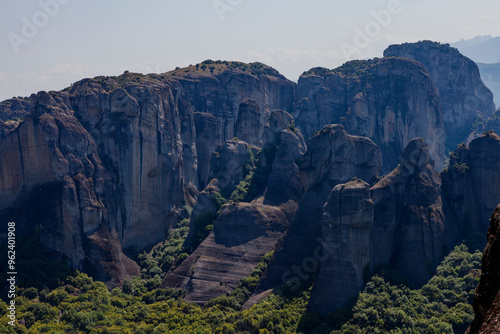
296;57;446;172
385;40;496;150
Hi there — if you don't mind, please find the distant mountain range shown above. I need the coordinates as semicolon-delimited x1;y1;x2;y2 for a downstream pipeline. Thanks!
452;35;500;63
477;63;500;108
452;36;500;108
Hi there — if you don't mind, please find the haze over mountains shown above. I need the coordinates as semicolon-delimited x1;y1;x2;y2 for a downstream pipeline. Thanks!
452;35;500;108
452;35;500;64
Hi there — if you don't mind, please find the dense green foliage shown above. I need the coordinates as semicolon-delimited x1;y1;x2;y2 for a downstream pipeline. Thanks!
0;244;481;333
137;218;190;279
329;244;481;334
0;271;308;334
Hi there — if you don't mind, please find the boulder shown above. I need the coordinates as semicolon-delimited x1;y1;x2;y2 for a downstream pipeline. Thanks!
162;203;289;304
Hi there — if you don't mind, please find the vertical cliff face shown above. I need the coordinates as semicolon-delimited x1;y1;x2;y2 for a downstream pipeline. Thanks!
307;138;448;314
0;73;205;283
260;124;382;292
308;180;374;313
384;41;496;150
193;112;222;190
209;139;259;197
0;91;140;284
296;58;446;171
172;62;296;143
0;62;299;285
69;75;194;253
370;138;447;286
262;114;307;208
176;110;307;295
2;53;500;316
467;205;500;334
235;99;264;146
442;131;500;240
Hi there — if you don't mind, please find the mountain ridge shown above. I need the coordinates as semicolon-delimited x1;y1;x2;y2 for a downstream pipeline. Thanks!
1;41;499;318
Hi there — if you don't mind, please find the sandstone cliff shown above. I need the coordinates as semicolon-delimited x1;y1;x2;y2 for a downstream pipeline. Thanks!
260;110;306;209
384;41;496;150
69;74;195;254
165;110;307;302
168;61;296;143
370;138;447;286
0;91;141;285
0;62;296;285
162;202;289;304
260;124;382;293
307;138;448;314
308;180;374;313
467;205;500;334
2;53;499;317
295;58;446;171
442;131;500;241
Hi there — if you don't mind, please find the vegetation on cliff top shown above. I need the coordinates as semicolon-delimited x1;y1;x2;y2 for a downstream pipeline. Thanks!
302;59;378;78
164;60;285;79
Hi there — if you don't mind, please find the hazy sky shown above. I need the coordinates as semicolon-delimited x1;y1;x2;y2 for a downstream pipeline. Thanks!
1;0;499;101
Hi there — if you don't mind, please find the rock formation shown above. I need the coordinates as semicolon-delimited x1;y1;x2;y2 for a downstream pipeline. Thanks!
307;138;448;314
260;124;382;293
171;61;295;142
162;202;289;304
1;52;499;317
467;205;500;334
209;139;259;197
68;75;194;253
261;110;306;209
0;63;296;285
308;180;374;313
0;91;140;285
384;41;496;149
370;138;447;286
181;110;306;286
193;112;221;190
296;57;446;171
234;99;263;146
442;131;500;240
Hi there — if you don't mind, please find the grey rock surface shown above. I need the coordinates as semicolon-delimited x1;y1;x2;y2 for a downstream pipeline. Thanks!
384;41;496;150
308;180;374;314
162;202;289;304
296;57;446;171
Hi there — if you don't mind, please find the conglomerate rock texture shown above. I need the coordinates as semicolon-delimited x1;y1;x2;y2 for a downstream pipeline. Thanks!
0;65;296;285
1;46;499;313
162;202;290;304
295;57;446;171
384;41;496;149
307;138;448;314
260;124;382;294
